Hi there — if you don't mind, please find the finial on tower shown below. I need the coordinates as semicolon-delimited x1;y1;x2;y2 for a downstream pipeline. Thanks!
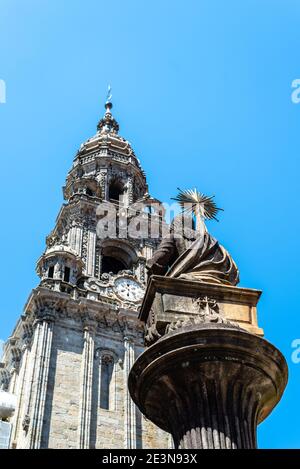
105;84;113;112
97;85;119;134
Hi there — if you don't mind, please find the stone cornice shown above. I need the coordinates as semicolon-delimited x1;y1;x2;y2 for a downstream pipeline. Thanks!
139;275;264;341
23;286;144;333
140;275;262;321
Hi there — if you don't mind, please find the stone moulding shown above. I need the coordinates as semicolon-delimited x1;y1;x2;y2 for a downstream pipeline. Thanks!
39;287;143;335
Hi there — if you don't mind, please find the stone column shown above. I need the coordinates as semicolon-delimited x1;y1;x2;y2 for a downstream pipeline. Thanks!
86;231;96;277
98;170;108;201
26;311;55;449
0;368;10;392
9;346;21;394
10;332;32;447
128;277;288;450
129;324;287;449
98;247;103;279
127;175;134;206
123;335;137;449
78;318;97;449
69;224;83;256
136;258;146;284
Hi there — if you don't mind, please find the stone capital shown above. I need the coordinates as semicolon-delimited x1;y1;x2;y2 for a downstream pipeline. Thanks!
33;309;57;326
81;316;97;334
123;334;135;344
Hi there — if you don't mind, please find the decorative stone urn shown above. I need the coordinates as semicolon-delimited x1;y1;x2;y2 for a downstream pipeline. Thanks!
128;276;288;449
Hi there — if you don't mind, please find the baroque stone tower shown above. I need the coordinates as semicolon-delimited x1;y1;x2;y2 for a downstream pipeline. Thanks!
0;98;170;449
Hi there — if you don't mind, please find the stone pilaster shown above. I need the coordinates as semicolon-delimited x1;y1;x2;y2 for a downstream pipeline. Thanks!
9;345;21;394
78;318;97;448
127;175;134;206
123;335;137;449
26;311;55;449
97;247;103;279
11;334;32;448
86;230;96;276
98;170;108;201
0;368;10;392
136;258;146;284
69;225;83;256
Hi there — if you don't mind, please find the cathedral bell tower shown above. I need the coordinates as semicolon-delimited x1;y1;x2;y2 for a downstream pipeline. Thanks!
0;95;170;449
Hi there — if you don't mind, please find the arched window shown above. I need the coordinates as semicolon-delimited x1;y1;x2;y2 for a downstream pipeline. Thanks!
109;180;124;204
99;242;137;276
86;187;94;197
48;265;54;278
63;266;70;282
94;350;117;411
101;256;126;275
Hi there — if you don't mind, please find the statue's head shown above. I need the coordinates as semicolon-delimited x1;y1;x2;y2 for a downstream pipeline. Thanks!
170;213;197;240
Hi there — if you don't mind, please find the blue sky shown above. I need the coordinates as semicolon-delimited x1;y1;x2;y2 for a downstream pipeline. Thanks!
0;0;300;448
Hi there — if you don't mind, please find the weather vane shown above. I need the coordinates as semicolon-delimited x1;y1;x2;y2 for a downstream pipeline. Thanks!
106;84;112;104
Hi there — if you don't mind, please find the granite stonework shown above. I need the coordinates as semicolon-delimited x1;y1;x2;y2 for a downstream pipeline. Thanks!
1;288;170;449
129;276;288;449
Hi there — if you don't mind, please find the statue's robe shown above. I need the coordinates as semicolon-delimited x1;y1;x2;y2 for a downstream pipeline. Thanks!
147;232;239;286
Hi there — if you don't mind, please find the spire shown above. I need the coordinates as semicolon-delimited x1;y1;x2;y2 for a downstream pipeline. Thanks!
97;85;119;134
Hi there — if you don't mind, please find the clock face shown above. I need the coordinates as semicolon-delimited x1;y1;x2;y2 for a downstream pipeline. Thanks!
114;277;144;303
